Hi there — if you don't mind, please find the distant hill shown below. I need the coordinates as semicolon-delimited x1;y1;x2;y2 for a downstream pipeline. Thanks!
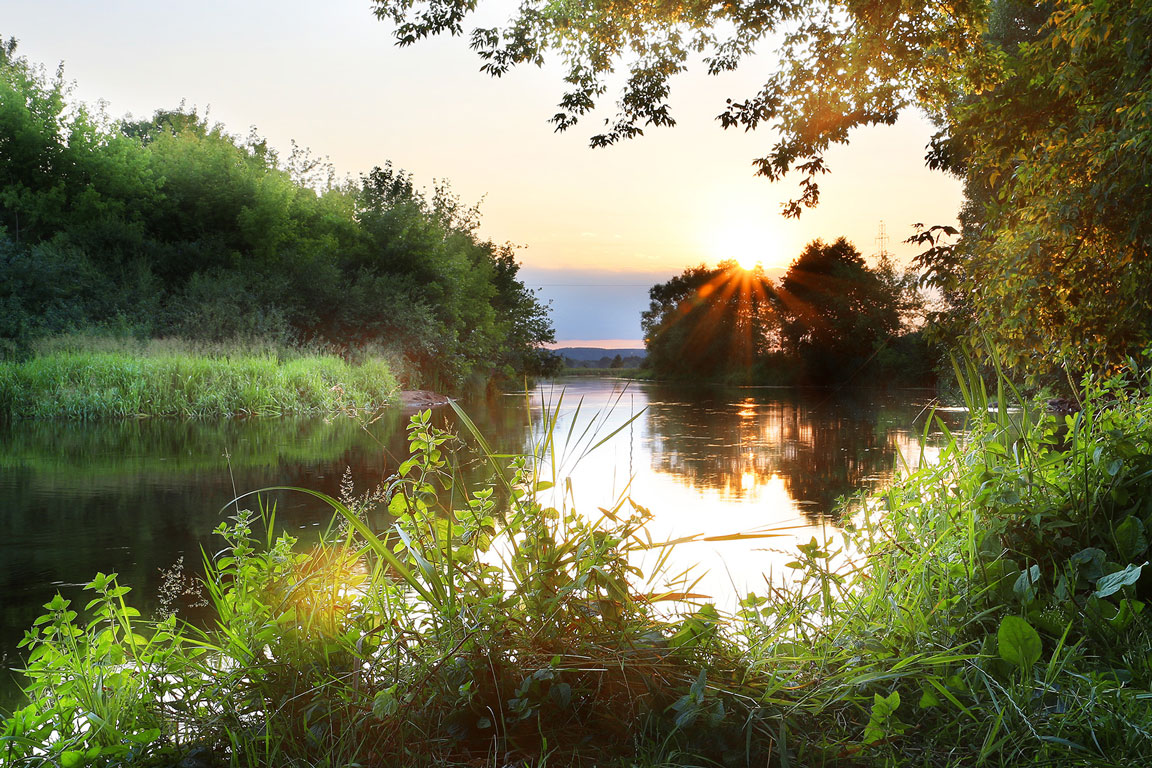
553;347;646;362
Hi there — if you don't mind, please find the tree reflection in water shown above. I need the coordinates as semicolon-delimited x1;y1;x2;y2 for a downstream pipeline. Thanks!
1;380;952;706
645;384;946;521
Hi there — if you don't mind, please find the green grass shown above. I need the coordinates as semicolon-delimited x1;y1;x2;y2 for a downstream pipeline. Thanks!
5;362;1152;766
0;347;400;419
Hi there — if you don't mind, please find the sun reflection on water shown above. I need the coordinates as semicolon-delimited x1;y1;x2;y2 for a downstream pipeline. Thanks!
524;380;957;609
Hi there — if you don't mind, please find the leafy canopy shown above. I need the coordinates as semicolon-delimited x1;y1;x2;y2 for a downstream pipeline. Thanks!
642;239;924;383
369;0;992;216
369;0;1152;379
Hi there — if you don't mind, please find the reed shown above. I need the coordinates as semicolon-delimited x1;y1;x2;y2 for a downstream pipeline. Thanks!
5;361;1152;766
0;349;398;419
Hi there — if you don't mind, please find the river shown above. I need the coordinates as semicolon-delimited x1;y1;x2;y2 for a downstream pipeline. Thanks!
0;378;953;703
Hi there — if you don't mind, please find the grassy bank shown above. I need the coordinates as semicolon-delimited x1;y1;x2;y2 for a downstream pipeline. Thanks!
0;343;400;419
4;366;1152;766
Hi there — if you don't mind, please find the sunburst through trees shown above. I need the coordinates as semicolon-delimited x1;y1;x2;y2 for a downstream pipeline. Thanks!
642;238;927;384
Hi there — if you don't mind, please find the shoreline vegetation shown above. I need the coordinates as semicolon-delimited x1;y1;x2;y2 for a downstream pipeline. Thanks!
6;365;1152;766
0;41;559;390
0;341;400;420
4;4;1152;762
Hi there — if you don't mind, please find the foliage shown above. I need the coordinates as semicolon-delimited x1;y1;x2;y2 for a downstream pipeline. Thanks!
366;0;1152;380
0;40;554;388
777;237;923;382
642;239;927;384
7;367;1152;765
641;261;777;380
367;0;989;217
2;405;769;766
924;0;1152;376
0;347;398;419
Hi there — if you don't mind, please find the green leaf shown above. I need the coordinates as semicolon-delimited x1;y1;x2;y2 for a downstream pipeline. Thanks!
1114;516;1147;562
997;616;1041;672
372;687;400;719
44;594;69;611
1107;599;1145;631
1094;562;1146;599
129;728;161;744
863;690;904;744
977;532;1002;560
1070;547;1106;581
1013;564;1040;605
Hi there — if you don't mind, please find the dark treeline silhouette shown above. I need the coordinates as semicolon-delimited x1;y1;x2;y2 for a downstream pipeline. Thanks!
0;40;556;388
562;354;645;370
642;238;930;385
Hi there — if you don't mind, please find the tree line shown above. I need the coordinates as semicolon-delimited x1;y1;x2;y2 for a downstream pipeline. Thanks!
368;0;1152;384
0;39;557;388
642;239;927;384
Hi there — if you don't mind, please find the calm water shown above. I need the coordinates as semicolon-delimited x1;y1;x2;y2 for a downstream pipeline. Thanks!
0;379;951;701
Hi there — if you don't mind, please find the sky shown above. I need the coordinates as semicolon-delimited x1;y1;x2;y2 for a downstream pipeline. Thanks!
5;0;964;347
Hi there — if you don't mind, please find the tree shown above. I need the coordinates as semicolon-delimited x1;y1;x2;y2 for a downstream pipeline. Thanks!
0;40;555;387
642;262;777;379
778;238;915;382
926;0;1152;375
643;240;923;383
367;0;1152;379
368;0;990;216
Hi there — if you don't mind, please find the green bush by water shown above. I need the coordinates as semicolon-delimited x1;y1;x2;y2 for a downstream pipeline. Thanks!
0;349;399;419
5;365;1152;766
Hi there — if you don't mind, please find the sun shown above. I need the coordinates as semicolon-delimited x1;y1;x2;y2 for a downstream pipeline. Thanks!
706;222;776;271
735;253;761;271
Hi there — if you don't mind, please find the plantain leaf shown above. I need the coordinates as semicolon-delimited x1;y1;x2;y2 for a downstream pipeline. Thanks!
1094;562;1146;599
998;616;1041;672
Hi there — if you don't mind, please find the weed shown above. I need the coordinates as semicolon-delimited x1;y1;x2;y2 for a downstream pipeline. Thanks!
5;364;1152;766
0;348;398;419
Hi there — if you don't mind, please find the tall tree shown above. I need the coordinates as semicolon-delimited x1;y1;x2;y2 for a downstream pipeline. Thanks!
643;241;922;382
642;263;777;379
929;0;1152;374
778;238;910;382
366;0;1152;378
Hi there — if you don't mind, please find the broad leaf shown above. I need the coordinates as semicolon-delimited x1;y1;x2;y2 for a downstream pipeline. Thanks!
1094;562;1146;599
998;616;1041;672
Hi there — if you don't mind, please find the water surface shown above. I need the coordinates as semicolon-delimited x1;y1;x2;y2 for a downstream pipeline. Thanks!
0;379;951;703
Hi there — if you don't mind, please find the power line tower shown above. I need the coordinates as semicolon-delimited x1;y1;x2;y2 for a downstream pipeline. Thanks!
875;220;891;261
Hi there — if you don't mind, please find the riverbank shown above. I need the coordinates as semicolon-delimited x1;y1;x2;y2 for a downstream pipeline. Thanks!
5;367;1152;766
0;347;399;419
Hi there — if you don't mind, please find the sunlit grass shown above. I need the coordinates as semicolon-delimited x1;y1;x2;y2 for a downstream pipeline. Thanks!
7;363;1152;766
0;347;399;419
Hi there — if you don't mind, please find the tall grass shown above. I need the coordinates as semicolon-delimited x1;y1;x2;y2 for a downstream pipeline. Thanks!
5;362;1152;766
0;349;399;419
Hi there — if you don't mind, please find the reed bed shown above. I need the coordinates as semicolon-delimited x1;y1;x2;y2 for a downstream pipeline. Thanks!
0;350;398;419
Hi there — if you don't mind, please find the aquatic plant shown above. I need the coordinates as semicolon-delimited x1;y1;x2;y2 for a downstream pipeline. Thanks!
0;349;398;419
5;364;1152;766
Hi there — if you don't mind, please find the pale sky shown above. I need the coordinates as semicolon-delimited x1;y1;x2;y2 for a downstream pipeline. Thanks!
5;0;963;346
